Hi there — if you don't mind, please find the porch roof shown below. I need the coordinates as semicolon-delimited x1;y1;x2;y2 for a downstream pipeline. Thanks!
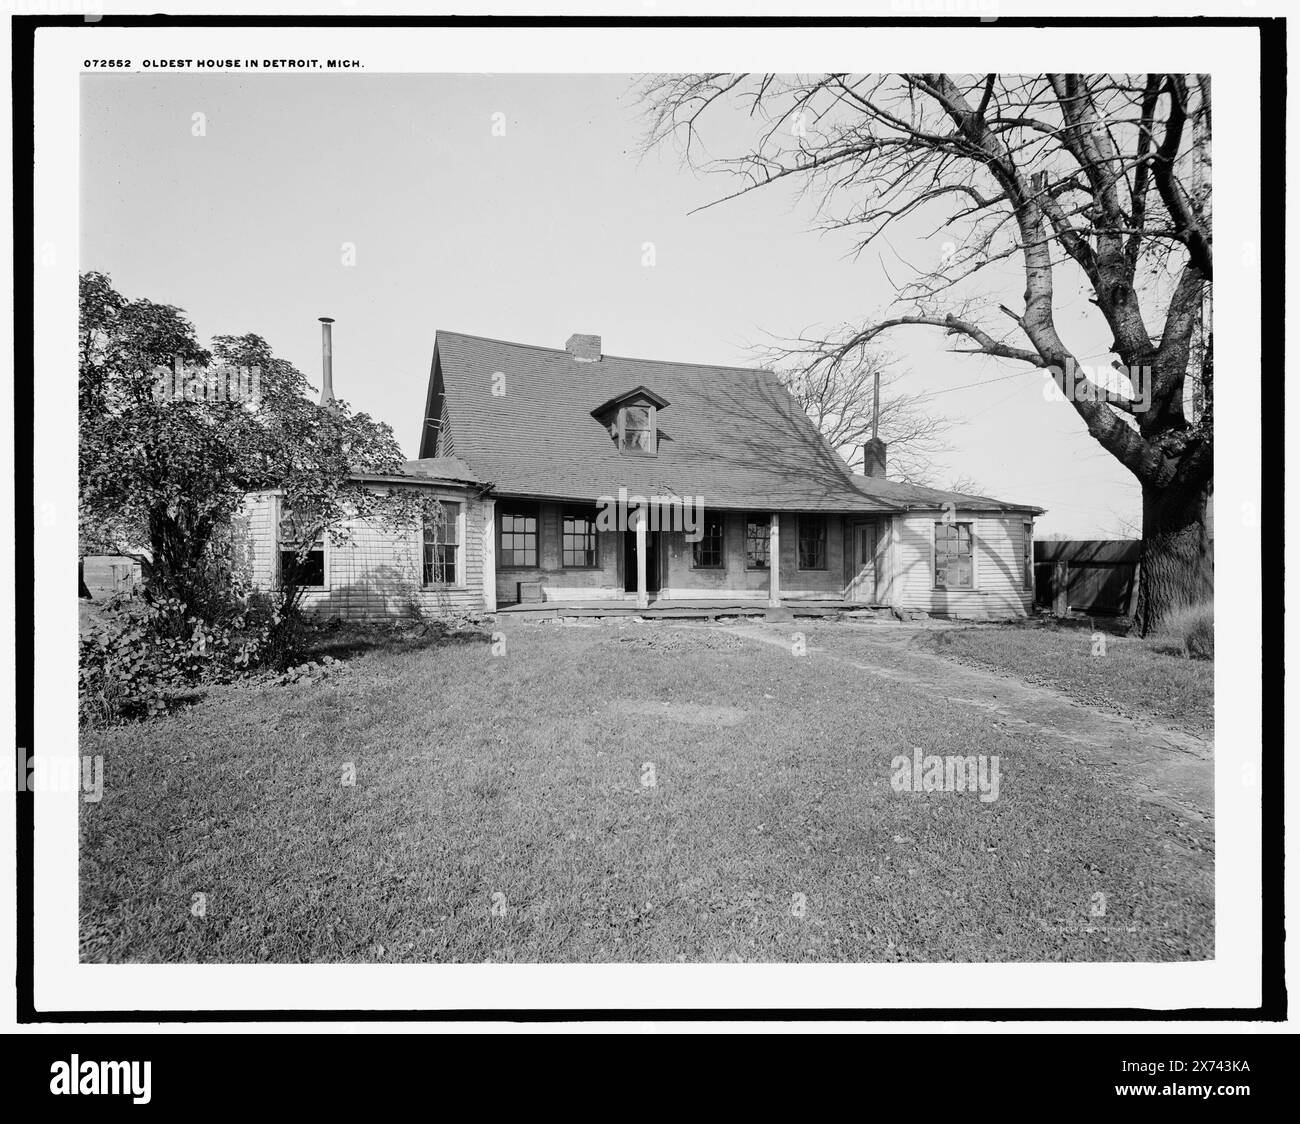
850;475;1045;515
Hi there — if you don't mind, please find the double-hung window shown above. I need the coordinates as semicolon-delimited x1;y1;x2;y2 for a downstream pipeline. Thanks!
934;521;974;590
692;515;724;568
499;506;538;568
745;515;770;570
797;516;827;570
278;503;326;588
423;502;461;586
562;508;599;568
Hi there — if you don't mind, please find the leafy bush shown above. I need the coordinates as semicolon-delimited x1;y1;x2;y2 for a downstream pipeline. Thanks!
1155;600;1214;660
79;580;310;726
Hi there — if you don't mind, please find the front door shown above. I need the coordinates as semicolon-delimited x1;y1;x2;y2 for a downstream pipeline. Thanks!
847;520;879;604
623;530;661;594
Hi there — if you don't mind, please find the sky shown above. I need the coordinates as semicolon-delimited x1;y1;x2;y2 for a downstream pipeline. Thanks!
80;73;1142;537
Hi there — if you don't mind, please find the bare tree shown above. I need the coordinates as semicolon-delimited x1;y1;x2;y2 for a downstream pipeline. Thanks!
640;73;1212;632
946;473;989;497
768;341;951;484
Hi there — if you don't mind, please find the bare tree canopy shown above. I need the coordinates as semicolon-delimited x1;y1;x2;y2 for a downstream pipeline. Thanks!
639;73;1212;631
767;343;951;485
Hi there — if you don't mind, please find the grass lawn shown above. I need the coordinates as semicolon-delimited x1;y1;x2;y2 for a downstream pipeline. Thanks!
80;620;1213;963
913;620;1214;739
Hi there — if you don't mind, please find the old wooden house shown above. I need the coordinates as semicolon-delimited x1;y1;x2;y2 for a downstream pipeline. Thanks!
243;328;1043;620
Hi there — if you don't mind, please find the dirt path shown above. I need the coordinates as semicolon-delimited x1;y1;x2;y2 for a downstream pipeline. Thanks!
715;621;1214;825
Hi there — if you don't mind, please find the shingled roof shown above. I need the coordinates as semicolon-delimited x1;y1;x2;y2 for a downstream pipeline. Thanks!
850;475;1044;514
418;330;1043;516
398;456;480;484
420;330;898;512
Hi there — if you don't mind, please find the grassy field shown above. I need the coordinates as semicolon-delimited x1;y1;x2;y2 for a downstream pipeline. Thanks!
80;620;1213;963
913;620;1214;738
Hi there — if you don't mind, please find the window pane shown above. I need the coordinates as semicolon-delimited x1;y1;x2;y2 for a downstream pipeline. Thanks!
745;516;770;570
423;503;459;543
693;516;724;568
500;508;538;568
798;516;826;570
423;502;460;584
422;544;457;585
279;505;324;550
279;503;325;586
281;549;325;587
562;510;598;568
622;405;653;452
934;521;973;589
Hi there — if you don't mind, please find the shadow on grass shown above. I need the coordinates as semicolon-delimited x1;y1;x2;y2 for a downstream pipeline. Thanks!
304;619;492;662
928;613;1136;642
165;688;210;712
924;615;1213;663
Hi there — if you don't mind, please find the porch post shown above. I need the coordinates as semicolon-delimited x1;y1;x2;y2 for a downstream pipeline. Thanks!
635;506;649;610
480;497;497;613
768;513;781;607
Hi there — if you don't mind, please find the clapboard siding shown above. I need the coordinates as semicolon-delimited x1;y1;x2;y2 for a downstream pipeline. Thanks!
238;484;489;620
243;492;277;589
891;512;1033;619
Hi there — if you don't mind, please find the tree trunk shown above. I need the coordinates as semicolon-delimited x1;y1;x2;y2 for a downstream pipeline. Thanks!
1134;475;1213;635
147;509;212;607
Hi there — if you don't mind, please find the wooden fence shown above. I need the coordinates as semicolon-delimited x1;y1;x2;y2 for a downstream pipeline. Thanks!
1033;539;1140;618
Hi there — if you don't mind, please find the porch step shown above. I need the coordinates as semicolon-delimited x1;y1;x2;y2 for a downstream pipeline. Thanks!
494;599;883;621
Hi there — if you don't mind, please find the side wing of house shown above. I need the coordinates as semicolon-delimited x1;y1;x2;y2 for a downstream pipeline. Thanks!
887;510;1036;619
238;481;494;620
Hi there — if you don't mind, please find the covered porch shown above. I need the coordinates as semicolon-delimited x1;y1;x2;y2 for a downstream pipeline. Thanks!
617;508;892;611
491;500;897;611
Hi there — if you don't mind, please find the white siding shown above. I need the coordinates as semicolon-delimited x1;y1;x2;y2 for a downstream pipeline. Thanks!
239;485;489;620
890;512;1033;619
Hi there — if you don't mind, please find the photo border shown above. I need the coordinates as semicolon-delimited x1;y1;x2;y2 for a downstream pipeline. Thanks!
12;10;1285;1024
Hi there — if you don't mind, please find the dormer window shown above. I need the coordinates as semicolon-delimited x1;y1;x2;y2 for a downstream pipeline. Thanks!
591;386;669;457
622;405;653;452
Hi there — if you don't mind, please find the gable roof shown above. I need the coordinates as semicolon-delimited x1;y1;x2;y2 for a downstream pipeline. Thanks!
421;330;897;513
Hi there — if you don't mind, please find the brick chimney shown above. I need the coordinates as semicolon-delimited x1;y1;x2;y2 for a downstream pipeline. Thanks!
565;333;601;362
862;437;887;478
